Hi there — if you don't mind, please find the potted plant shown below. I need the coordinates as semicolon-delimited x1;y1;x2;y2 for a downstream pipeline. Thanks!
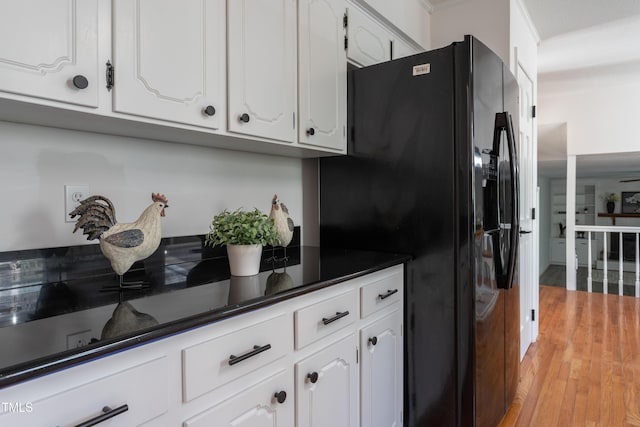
603;193;619;214
205;208;279;276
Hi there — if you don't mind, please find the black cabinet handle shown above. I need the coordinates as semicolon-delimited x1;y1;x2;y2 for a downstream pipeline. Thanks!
72;75;89;89
73;404;128;427
378;289;398;300
369;336;378;346
519;229;532;235
203;105;216;116
274;390;287;404
228;344;271;366
307;371;319;383
322;310;349;325
306;127;315;136
239;113;250;123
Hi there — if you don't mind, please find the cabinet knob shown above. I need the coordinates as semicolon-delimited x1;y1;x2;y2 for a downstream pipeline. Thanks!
307;371;319;383
239;113;250;123
369;336;378;346
306;127;315;136
72;75;89;89
274;390;287;404
203;105;216;116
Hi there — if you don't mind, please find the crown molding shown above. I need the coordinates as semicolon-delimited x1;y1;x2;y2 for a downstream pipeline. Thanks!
514;0;541;45
417;0;434;14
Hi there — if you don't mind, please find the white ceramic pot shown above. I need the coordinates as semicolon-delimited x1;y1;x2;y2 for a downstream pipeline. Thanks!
226;244;263;276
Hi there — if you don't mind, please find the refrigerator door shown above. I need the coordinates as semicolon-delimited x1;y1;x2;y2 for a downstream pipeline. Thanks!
321;45;460;426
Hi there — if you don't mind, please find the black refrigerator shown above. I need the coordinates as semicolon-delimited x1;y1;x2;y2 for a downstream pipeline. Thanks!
319;36;520;427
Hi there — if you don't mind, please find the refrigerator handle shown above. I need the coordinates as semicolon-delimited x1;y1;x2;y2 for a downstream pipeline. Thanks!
491;112;519;289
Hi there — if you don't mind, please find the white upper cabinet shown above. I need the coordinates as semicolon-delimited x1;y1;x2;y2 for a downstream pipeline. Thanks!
228;0;297;143
392;36;420;60
298;0;347;152
0;0;99;107
346;4;392;67
113;0;225;129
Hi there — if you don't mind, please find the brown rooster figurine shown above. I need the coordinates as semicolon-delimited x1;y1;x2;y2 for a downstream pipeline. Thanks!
69;193;169;289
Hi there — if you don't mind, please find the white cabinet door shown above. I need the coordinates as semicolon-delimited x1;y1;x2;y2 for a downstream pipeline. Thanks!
228;0;296;142
113;0;225;129
296;334;358;427
550;238;566;264
298;0;347;152
360;309;402;427
0;0;99;107
392;37;420;60
346;4;391;67
184;369;294;427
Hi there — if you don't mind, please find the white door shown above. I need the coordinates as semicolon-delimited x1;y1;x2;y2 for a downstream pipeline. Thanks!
346;5;392;67
360;310;402;427
298;0;347;152
517;63;537;359
0;0;99;107
228;0;296;143
113;0;225;129
296;334;358;427
183;370;294;427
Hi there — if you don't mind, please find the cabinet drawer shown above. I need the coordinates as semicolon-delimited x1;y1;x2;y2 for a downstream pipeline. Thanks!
0;356;167;427
361;268;402;318
295;289;357;349
183;369;293;427
182;313;292;402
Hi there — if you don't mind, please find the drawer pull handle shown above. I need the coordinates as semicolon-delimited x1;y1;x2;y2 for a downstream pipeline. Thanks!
369;336;378;346
228;344;271;366
307;371;319;383
322;310;349;325
378;289;398;300
274;390;287;404
73;404;128;427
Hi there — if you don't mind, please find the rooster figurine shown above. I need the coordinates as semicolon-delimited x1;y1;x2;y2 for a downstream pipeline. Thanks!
268;194;294;262
70;193;169;289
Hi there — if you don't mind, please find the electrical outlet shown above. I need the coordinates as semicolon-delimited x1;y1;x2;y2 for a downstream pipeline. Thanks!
66;330;93;349
65;185;89;223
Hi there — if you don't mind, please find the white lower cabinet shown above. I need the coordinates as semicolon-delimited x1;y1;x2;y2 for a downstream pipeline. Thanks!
360;309;403;427
183;369;294;427
0;265;404;426
295;334;359;427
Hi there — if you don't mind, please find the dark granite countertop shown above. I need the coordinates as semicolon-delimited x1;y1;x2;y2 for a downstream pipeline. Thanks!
0;232;408;388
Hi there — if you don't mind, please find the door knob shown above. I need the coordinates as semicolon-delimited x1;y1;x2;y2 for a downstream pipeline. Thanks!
239;113;250;123
307;371;319;383
203;105;216;116
274;390;287;404
72;75;89;89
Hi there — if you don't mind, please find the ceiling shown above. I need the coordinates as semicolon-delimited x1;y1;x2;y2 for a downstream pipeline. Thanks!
520;0;640;178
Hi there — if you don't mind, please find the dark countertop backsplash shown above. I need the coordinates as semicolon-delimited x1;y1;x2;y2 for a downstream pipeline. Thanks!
0;226;409;387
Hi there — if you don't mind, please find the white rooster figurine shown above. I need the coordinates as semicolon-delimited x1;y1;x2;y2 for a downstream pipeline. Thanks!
70;193;169;289
268;194;294;262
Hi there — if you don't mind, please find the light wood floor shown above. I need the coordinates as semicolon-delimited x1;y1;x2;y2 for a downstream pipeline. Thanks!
498;285;640;427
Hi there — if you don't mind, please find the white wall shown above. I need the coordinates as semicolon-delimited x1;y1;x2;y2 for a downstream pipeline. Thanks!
538;175;550;273
430;0;510;64
0;121;303;252
538;74;640;156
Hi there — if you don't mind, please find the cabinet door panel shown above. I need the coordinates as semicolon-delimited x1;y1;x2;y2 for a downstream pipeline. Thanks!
183;370;294;427
113;0;224;129
296;334;358;427
228;0;296;142
392;37;420;60
360;309;402;427
298;0;346;151
0;0;98;107
346;5;391;67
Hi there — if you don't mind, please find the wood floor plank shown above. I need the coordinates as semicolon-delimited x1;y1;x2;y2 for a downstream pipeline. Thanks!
498;285;640;427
